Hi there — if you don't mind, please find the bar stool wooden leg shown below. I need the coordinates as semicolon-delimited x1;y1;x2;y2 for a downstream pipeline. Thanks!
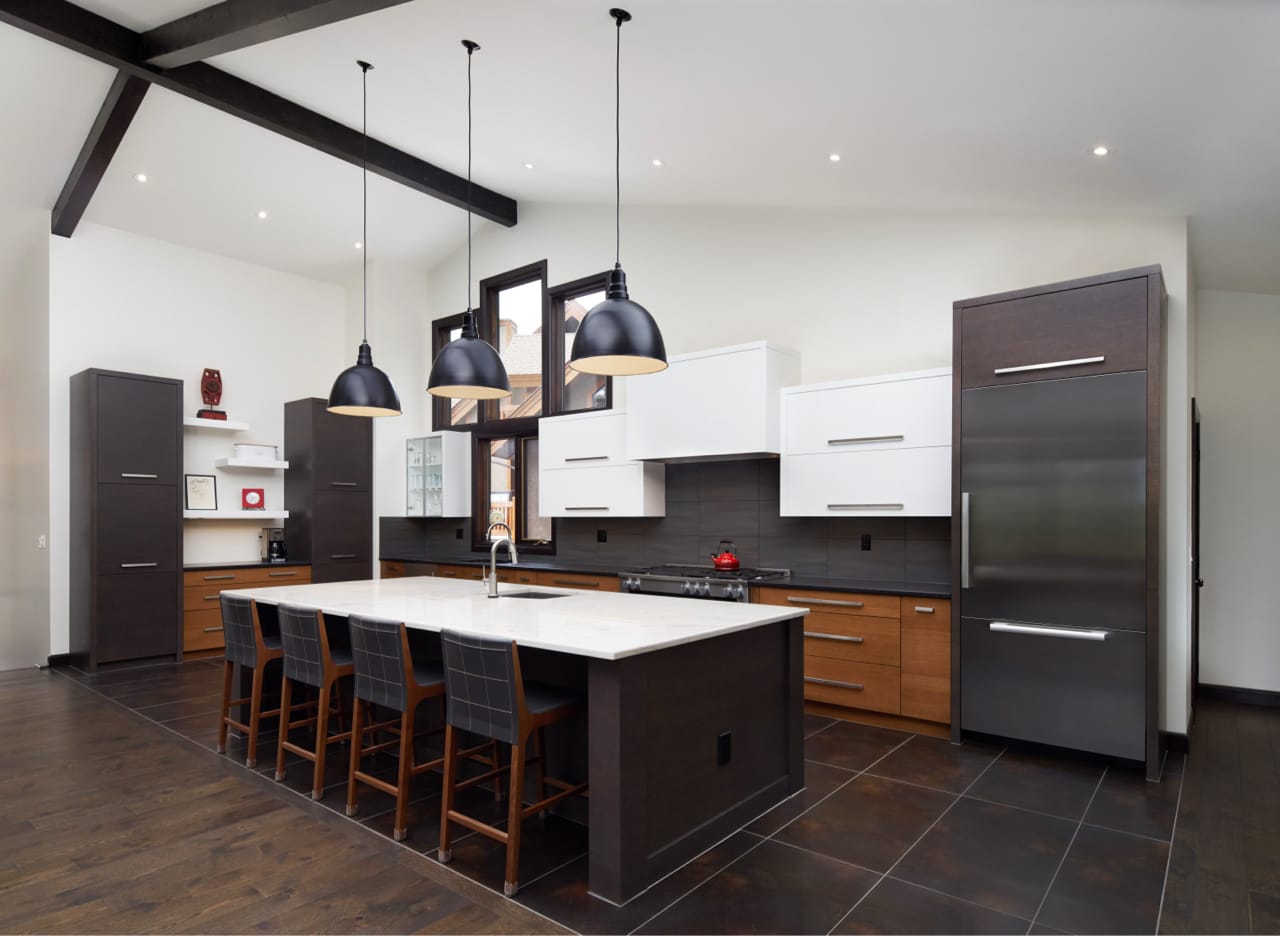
392;703;415;841
346;697;364;818
217;660;233;754
246;663;265;768
504;735;527;897
311;681;332;800
275;676;294;781
533;727;550;818
438;724;459;863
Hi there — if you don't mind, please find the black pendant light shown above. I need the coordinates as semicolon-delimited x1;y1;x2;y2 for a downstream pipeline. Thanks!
569;8;667;377
328;60;402;417
427;41;512;401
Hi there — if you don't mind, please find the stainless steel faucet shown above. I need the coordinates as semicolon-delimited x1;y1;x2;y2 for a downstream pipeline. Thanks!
487;535;519;598
486;521;512;540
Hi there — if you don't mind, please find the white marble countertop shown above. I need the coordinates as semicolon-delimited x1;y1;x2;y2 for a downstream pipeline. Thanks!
223;576;808;661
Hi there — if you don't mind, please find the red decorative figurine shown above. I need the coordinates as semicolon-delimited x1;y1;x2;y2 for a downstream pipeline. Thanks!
197;367;226;420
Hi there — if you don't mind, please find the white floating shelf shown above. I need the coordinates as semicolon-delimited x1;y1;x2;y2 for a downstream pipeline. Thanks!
184;510;289;520
214;457;289;471
184;417;249;432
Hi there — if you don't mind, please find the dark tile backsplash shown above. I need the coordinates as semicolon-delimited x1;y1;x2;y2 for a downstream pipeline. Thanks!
380;459;951;583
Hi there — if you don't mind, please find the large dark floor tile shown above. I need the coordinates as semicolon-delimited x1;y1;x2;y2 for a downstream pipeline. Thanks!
774;774;954;872
833;876;1030;935
134;694;224;723
516;831;762;935
429;813;589;896
894;797;1076;920
637;838;877;935
1250;891;1280;935
1084;761;1182;841
747;761;855;837
1037;824;1169;935
803;720;911;773
866;735;1003;794
804;714;836;738
966;749;1104;820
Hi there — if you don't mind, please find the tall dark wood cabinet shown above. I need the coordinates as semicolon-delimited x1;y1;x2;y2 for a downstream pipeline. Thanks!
284;398;374;583
69;369;183;672
951;266;1166;780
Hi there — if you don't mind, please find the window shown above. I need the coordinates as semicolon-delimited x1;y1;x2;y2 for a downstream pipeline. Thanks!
474;432;550;550
550;272;612;413
481;261;549;426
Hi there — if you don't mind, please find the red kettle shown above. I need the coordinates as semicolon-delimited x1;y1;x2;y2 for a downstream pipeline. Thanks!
711;540;740;571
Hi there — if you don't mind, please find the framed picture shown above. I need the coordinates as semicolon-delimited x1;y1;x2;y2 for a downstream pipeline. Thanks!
185;474;218;511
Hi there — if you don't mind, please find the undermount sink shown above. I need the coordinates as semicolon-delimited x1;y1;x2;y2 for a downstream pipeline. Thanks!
496;591;569;600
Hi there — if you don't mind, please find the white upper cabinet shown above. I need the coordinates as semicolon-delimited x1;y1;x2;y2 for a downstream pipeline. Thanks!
626;342;802;462
780;368;952;517
539;411;664;517
406;431;471;517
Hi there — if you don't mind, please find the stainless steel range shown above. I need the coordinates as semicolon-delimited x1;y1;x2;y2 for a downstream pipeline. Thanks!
620;565;790;601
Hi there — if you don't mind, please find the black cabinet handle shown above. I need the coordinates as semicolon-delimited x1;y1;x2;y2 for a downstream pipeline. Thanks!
331;481;358;488
331;554;357;560
204;574;236;581
268;571;298;578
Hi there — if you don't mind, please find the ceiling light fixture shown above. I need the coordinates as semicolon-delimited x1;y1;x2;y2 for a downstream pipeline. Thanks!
524;162;535;169
651;158;662;167
427;41;512;402
828;153;841;163
569;8;667;378
134;172;148;183
354;241;363;249
327;60;402;418
257;210;268;220
1093;145;1110;157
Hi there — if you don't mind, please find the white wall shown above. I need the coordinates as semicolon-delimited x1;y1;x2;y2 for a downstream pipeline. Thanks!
0;208;51;670
426;202;1193;731
48;223;347;655
1195;289;1280;692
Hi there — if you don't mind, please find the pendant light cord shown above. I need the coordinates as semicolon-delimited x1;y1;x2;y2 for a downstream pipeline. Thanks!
467;43;474;315
615;14;621;267
359;60;371;344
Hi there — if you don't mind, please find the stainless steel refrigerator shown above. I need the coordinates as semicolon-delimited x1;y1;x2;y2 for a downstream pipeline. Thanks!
958;370;1149;760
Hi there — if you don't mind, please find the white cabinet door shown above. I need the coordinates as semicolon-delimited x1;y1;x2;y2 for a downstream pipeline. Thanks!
780;447;951;517
784;372;951;456
539;412;629;469
539;464;665;517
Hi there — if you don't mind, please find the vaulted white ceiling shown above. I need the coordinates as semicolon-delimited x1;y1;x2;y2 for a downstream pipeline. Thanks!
7;0;1280;290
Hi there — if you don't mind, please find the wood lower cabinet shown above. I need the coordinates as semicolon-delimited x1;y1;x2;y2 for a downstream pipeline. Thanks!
757;586;952;728
433;563;485;581
181;565;312;653
535;571;620;592
380;560;435;579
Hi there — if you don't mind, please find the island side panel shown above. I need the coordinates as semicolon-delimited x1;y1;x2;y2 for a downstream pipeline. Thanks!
587;616;804;904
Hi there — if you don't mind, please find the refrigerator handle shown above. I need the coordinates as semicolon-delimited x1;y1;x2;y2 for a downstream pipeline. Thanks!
961;492;971;589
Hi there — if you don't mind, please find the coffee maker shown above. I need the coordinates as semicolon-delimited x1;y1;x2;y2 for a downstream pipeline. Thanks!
260;527;287;563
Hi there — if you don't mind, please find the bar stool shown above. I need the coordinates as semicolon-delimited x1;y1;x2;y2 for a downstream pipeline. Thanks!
346;615;500;842
216;595;310;768
274;604;354;800
437;629;589;897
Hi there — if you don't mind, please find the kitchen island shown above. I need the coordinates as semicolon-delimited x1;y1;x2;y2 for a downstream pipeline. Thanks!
225;576;808;903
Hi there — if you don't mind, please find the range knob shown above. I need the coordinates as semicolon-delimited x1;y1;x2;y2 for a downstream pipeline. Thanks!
700;582;712;596
681;581;693;595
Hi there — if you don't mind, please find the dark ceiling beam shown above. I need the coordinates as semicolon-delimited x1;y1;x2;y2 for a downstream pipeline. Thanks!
141;0;416;70
51;71;150;237
0;0;518;227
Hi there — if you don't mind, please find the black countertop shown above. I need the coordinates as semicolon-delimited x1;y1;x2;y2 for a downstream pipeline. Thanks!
183;560;311;571
380;554;951;598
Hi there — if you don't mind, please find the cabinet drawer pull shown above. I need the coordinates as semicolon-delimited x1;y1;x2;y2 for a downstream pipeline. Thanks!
827;434;905;446
203;594;220;601
805;676;864;691
120;472;158;479
828;503;904;511
788;596;864;608
914;606;935;614
204;574;236;581
330;481;359;488
268;571;298;578
564;506;609;511
989;621;1108;641
804;631;864;644
330;554;357;560
564;455;609;462
440;571;458;577
553;579;599;588
120;562;158;568
993;355;1105;376
202;626;224;633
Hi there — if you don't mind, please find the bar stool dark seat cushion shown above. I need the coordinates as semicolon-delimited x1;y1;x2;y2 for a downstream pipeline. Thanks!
414;660;445;687
524;682;583;715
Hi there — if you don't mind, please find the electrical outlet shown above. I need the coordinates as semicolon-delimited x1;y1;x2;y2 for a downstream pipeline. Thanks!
455;528;463;539
861;533;872;551
597;529;607;543
37;535;47;549
717;731;732;766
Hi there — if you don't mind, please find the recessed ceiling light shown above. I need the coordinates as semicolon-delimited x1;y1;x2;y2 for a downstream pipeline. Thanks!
1093;145;1110;157
354;241;363;250
651;158;663;167
524;162;534;170
134;173;148;183
257;210;268;220
828;153;841;163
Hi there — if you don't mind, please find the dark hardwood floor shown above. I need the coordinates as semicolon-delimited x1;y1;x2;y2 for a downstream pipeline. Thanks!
5;660;1275;935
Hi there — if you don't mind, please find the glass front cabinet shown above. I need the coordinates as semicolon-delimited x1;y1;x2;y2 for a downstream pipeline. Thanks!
406;431;471;517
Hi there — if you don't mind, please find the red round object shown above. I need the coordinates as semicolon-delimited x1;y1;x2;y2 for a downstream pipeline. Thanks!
711;541;739;570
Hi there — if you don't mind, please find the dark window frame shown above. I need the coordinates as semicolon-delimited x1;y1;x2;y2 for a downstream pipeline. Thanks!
477;259;550;433
470;427;555;554
549;270;614;415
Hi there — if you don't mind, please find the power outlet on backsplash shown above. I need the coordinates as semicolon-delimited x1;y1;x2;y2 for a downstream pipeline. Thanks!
456;528;463;539
597;529;607;543
861;533;872;551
